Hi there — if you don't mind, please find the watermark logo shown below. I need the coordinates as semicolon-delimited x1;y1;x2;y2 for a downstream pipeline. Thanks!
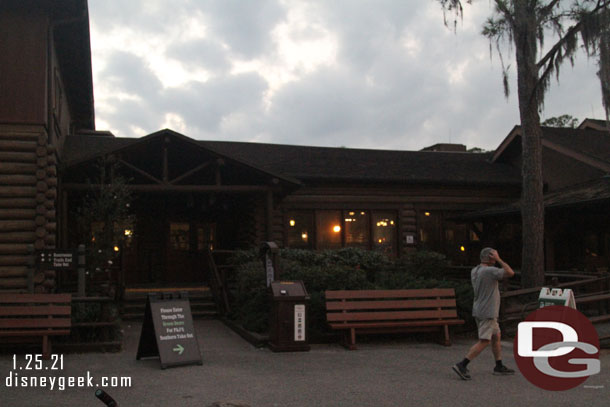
513;306;600;391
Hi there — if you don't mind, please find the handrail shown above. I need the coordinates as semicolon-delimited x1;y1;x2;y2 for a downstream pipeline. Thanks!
204;249;230;315
501;276;609;298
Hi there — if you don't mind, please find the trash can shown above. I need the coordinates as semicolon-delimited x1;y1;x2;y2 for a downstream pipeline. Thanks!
269;280;310;352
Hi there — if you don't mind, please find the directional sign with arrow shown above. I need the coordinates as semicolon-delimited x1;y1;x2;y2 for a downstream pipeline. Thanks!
136;293;202;369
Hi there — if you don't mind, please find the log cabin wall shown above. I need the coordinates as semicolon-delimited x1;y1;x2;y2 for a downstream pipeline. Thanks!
0;125;57;292
0;2;81;292
0;7;48;125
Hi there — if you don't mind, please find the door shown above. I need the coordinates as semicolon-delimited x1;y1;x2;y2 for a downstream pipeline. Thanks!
166;221;216;284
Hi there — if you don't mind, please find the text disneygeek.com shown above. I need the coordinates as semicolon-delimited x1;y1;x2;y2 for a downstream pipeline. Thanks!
4;354;131;391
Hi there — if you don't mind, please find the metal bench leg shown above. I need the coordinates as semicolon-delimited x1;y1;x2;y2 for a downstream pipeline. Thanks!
348;328;357;350
42;335;51;359
442;325;451;346
340;329;358;350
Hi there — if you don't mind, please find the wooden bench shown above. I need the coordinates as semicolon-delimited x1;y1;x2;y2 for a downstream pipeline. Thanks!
325;288;464;349
0;294;72;359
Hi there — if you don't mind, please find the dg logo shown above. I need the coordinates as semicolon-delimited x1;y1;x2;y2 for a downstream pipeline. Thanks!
514;306;601;391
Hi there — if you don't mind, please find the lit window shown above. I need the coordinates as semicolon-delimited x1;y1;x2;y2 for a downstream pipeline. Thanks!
170;223;190;250
316;210;342;250
286;212;313;249
372;212;396;257
345;210;369;248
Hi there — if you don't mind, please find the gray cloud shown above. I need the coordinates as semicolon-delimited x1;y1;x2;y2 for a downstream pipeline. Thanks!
101;51;163;98
195;0;286;58
89;0;606;152
162;72;268;133
165;39;231;73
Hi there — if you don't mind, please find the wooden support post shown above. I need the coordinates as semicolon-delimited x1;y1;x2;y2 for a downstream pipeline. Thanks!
266;189;273;241
162;137;169;183
77;244;86;297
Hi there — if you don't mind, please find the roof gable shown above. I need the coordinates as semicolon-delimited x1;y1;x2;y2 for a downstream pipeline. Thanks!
63;129;301;187
492;125;610;172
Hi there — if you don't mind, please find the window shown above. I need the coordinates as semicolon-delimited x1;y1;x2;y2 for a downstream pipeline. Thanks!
419;210;441;251
345;210;369;248
372;212;397;257
286;212;314;249
285;209;397;256
197;223;215;251
316;210;342;250
170;223;190;250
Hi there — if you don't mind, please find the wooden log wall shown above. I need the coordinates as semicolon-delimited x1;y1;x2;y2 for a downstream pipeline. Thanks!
400;204;417;257
0;126;57;292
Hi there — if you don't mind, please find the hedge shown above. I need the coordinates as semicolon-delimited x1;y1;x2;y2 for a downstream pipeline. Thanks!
228;248;473;338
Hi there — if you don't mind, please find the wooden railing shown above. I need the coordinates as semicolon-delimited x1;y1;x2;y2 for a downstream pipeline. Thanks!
204;249;232;316
499;273;610;335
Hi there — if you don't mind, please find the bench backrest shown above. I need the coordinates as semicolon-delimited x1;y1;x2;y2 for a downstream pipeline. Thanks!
325;288;460;323
0;294;72;333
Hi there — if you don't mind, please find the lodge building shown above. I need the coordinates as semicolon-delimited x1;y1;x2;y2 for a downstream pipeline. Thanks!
1;0;609;294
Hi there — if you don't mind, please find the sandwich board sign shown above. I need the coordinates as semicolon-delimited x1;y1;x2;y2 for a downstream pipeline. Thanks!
136;292;202;369
538;287;576;309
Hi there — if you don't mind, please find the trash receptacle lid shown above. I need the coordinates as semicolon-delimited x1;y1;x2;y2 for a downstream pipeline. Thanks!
270;280;309;299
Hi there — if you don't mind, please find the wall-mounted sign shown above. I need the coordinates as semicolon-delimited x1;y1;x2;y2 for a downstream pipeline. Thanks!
36;249;76;270
136;293;202;369
405;235;415;245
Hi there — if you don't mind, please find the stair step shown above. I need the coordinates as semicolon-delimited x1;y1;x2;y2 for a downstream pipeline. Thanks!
120;286;220;320
122;294;214;302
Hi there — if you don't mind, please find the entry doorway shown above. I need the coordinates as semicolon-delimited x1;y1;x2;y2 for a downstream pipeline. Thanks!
167;221;216;284
123;216;216;287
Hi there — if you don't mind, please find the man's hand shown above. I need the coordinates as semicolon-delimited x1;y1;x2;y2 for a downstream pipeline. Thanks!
490;249;514;277
489;249;501;263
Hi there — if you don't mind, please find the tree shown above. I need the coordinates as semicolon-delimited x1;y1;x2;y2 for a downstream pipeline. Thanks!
542;114;579;127
75;159;133;296
439;0;610;288
599;12;610;121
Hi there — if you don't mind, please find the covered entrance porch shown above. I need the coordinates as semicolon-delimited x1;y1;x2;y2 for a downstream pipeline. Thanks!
59;129;299;298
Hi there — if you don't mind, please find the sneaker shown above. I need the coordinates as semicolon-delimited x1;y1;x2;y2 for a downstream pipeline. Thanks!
452;363;471;380
493;365;515;375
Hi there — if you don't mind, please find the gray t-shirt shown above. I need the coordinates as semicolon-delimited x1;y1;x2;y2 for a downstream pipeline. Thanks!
471;265;506;319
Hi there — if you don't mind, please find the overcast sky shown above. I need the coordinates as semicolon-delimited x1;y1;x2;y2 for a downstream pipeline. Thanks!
88;0;606;151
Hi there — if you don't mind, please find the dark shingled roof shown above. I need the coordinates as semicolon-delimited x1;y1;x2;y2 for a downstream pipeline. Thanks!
201;140;521;185
542;127;610;164
62;135;137;165
493;125;610;166
459;176;610;218
578;119;610;131
62;133;522;186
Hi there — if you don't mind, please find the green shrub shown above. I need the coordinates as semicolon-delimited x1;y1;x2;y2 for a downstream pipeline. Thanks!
229;248;474;336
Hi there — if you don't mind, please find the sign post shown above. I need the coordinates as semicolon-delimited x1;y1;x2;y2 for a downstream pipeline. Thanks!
136;292;202;369
260;241;280;287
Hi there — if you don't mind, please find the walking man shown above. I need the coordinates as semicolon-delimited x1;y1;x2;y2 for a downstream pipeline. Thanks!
453;247;515;380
